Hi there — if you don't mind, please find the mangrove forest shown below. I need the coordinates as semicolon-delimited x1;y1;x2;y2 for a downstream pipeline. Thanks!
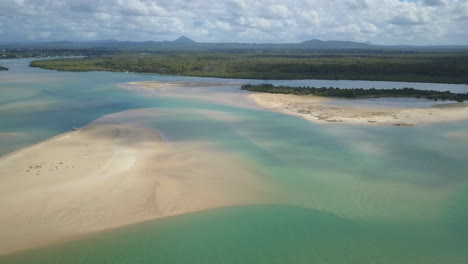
241;83;468;102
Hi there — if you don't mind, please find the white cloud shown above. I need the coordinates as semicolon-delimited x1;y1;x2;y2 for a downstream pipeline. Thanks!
345;0;377;10
0;0;467;45
264;4;291;19
424;0;445;6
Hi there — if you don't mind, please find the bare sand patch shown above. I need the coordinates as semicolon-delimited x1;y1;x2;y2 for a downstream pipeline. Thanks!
249;93;468;126
0;120;274;255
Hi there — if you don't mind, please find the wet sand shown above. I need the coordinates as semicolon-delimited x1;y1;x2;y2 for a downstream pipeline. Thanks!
0;116;273;255
249;93;468;126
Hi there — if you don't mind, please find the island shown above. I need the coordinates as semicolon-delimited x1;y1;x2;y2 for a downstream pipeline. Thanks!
244;84;468;126
241;84;468;102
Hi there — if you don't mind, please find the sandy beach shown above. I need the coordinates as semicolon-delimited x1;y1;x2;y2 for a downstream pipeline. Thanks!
249;93;468;126
0;115;273;255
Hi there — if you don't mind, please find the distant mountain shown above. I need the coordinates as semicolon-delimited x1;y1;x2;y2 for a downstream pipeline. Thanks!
94;39;119;43
171;36;197;44
1;38;467;52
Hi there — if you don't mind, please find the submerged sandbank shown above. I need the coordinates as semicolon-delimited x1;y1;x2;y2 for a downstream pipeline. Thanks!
0;115;273;256
122;81;256;109
123;81;236;91
249;93;468;126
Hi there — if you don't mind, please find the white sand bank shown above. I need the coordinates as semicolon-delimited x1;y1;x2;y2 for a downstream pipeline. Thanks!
0;120;273;255
249;93;468;126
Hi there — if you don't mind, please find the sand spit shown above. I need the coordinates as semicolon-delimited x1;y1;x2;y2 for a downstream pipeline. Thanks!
249;93;468;126
122;81;257;109
0;121;272;255
123;81;236;91
124;81;184;91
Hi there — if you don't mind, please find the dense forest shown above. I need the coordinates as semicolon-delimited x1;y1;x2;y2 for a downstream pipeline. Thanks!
241;83;468;102
0;49;113;60
29;52;468;84
0;66;8;71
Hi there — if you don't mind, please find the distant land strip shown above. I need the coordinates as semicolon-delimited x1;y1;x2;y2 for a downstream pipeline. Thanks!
28;52;468;84
0;66;8;71
241;84;468;102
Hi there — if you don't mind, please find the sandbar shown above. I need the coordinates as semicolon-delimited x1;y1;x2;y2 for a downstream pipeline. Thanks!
122;81;256;109
0;116;273;255
123;81;236;91
249;93;468;126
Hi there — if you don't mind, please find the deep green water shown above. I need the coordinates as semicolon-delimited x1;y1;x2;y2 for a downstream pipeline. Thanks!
1;58;468;263
3;205;468;264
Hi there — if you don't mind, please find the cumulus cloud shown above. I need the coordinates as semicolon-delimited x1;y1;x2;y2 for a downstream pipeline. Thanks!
424;0;445;6
0;0;466;45
390;9;431;25
345;0;377;10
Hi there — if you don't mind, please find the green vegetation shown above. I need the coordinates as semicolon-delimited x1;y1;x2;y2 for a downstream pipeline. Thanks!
29;52;468;84
241;83;468;102
0;66;8;71
1;49;112;59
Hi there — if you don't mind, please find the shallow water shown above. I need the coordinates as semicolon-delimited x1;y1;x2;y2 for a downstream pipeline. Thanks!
1;58;468;263
3;205;467;264
327;97;456;108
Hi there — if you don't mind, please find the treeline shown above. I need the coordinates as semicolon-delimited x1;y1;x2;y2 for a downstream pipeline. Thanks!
241;84;468;102
1;49;114;59
0;66;8;71
29;52;468;84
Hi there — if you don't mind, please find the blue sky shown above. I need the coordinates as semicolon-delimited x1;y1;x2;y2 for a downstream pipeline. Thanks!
0;0;467;44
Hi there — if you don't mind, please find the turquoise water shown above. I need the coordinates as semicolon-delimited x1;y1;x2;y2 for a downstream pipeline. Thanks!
1;58;468;263
2;205;467;264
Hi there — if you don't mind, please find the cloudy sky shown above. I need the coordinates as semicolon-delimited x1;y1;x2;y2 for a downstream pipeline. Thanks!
1;0;467;44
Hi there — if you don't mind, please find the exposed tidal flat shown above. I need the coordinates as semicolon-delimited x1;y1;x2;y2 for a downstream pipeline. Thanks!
249;93;468;126
1;58;468;263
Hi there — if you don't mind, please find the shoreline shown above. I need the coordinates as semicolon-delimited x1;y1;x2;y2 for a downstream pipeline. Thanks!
248;93;468;126
0;112;274;256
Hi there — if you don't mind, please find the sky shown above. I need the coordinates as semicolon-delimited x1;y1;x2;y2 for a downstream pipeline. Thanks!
0;0;467;45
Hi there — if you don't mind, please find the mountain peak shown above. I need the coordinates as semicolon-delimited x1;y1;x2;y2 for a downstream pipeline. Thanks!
172;36;196;44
